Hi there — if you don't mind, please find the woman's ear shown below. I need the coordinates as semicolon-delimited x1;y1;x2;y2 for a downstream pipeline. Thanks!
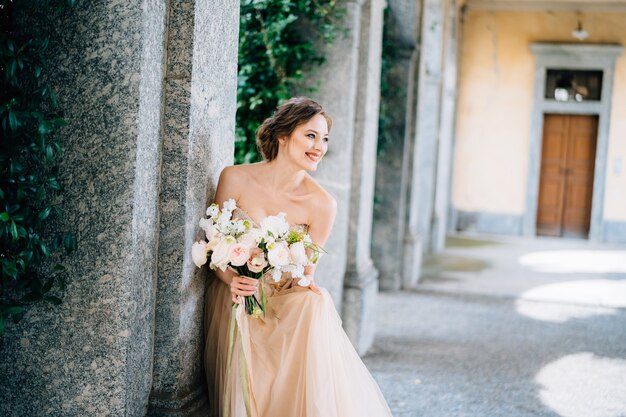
278;135;287;144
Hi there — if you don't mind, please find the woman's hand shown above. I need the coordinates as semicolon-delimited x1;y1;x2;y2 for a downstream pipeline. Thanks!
229;270;259;304
309;282;321;295
307;277;321;295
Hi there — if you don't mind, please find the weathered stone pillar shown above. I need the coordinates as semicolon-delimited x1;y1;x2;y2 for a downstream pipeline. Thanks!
431;0;460;251
372;0;421;290
148;1;239;416
342;0;385;355
306;0;363;310
402;0;445;287
0;1;239;416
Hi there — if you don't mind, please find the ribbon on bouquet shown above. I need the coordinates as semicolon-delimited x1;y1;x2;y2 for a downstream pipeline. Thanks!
223;304;254;417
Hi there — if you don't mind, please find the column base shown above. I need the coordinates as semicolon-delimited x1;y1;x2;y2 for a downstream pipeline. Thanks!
379;271;402;291
147;384;209;417
341;266;380;356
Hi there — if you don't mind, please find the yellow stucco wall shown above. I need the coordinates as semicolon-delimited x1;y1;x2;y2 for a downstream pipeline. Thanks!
452;10;626;221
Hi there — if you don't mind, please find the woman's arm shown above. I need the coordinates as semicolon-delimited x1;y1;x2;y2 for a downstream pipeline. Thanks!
211;166;241;286
303;193;337;293
211;166;258;302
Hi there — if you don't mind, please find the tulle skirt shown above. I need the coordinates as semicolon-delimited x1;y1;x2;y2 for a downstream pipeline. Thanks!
203;275;393;417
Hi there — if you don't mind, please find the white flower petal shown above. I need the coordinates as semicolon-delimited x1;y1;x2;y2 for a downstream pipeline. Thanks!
223;199;237;212
272;268;282;282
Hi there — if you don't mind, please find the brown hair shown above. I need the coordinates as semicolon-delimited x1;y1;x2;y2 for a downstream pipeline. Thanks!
255;97;333;161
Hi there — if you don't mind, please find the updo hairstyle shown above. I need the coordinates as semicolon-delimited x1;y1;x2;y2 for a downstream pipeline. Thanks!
256;97;333;161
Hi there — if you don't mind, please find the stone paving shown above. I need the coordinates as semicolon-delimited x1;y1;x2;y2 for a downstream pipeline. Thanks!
363;234;626;417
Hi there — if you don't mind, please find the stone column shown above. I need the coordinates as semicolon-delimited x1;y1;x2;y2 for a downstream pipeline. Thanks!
148;1;239;416
431;0;460;252
372;0;421;291
0;1;239;416
342;0;385;355
402;0;445;287
306;0;363;310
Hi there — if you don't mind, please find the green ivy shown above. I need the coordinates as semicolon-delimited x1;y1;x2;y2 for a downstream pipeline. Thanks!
235;0;344;164
377;6;400;157
0;0;77;337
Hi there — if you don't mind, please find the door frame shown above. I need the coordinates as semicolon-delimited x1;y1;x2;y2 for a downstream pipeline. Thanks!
523;43;623;241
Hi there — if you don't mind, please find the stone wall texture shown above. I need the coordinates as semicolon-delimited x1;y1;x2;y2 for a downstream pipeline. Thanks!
0;1;239;416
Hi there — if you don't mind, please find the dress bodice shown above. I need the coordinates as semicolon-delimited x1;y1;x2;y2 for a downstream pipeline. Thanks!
232;207;309;233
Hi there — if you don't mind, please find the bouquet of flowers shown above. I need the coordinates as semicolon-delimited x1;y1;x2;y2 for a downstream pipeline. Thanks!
192;199;324;318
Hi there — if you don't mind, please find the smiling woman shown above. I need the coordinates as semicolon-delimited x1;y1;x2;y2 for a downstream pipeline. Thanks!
203;97;393;417
255;96;332;169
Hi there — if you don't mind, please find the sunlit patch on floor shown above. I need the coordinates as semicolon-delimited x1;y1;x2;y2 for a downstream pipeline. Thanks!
515;299;617;323
536;353;626;417
518;250;626;273
515;279;626;322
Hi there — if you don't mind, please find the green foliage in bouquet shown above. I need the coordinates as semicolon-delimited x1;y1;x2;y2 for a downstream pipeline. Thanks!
0;0;77;337
235;0;344;164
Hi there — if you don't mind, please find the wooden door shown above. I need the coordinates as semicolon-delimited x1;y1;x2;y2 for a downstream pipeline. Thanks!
536;114;598;238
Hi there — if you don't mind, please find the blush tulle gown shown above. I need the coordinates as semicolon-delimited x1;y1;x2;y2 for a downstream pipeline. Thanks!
203;208;393;417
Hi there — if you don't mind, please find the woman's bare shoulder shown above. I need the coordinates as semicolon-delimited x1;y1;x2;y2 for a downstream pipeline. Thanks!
304;175;337;215
219;163;264;185
216;164;263;203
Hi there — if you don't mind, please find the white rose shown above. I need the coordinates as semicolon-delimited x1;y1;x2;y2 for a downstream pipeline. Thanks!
267;241;290;267
261;213;289;238
210;236;235;271
289;241;309;266
191;241;209;267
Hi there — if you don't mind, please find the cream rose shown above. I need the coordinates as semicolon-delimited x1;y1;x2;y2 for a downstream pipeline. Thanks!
191;241;209;267
289;241;309;265
229;243;250;267
267;241;290;267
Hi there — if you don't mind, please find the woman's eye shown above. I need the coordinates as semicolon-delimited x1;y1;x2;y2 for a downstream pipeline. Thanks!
307;134;315;139
323;137;329;142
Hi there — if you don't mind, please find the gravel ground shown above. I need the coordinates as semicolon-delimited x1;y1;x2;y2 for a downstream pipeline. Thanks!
363;234;626;417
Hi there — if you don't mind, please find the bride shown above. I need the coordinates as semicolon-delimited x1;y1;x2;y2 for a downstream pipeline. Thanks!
203;97;393;417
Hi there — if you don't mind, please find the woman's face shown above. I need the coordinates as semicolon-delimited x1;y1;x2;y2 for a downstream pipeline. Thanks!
279;113;329;172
